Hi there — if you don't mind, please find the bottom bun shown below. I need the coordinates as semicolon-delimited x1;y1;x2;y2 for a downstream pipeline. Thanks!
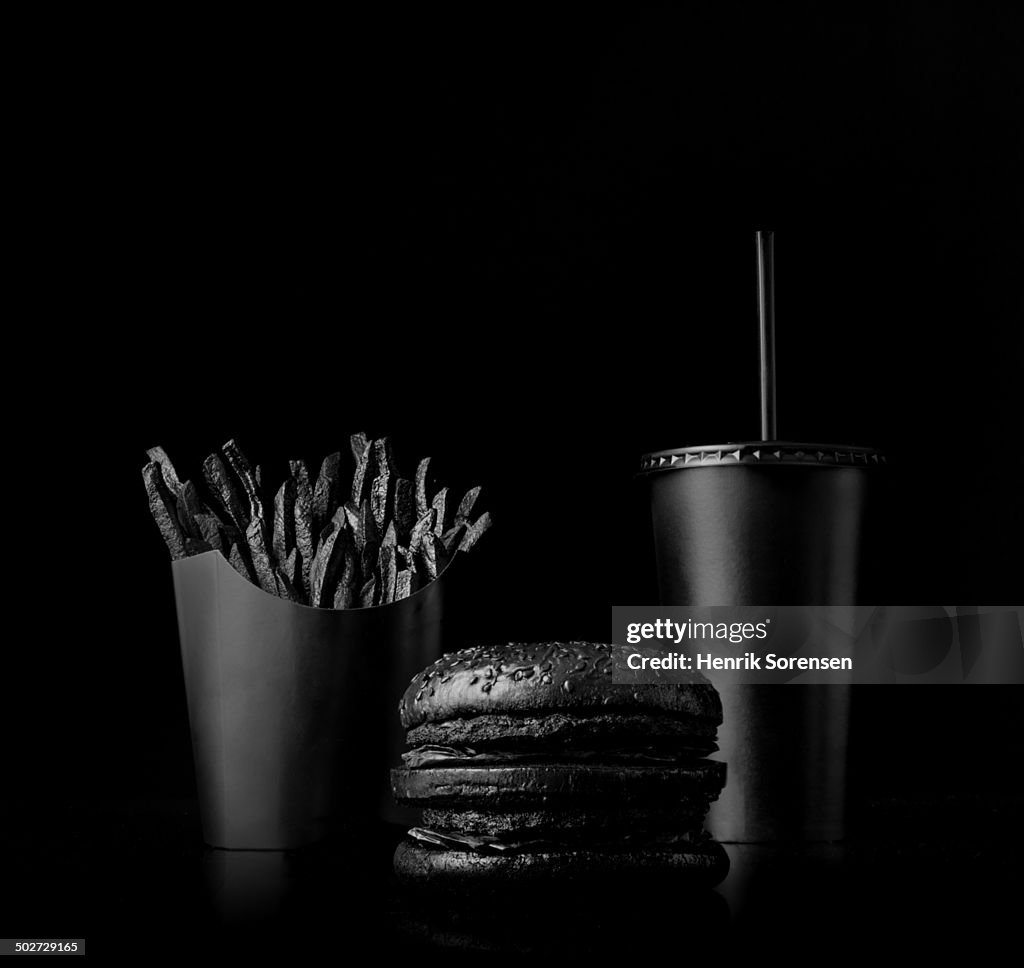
394;837;730;891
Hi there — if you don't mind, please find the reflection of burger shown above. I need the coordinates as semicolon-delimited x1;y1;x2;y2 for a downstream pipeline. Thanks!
391;642;729;890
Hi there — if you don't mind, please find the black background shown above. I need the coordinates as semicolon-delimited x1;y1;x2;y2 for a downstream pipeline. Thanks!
6;5;1023;951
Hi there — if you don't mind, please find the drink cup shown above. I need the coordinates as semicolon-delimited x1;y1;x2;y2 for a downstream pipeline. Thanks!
640;441;883;841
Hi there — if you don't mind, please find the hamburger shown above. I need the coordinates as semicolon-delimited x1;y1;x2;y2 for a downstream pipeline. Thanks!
391;641;729;891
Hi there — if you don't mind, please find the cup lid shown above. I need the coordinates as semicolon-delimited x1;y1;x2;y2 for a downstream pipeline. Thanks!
638;441;885;474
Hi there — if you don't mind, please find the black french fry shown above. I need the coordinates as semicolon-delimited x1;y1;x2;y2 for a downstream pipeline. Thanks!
378;544;398;604
351;440;377;507
343;501;360;536
414;457;432;518
312;451;342;535
360;499;379;549
350;432;370;462
458;511;493;554
395;568;413;602
290;459;315;598
455;486;482;523
359;575;378;608
361;543;379;587
272;478;297;564
416;532;441;582
409;508;437;554
431;487;450;536
350;503;366;551
435;534;452;575
393;478;415;542
309;512;353;607
175;488;201;541
227;541;257;583
222;439;264;522
146;446;183;493
185;537;212;556
370;471;392;531
246;516;277;594
143;462;187;560
203;452;249;531
194;512;227;552
274;565;300;603
374;437;398;476
332;548;358;609
441;523;467;555
282;547;300;592
176;479;212;542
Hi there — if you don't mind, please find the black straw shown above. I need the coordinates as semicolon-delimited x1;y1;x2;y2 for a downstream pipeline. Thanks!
756;230;776;441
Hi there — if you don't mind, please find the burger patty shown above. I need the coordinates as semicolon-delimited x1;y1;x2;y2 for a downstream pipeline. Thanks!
405;712;718;750
401;744;717;768
421;803;708;838
391;761;727;807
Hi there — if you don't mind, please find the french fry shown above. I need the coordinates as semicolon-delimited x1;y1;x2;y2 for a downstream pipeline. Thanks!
309;512;353;607
395;567;413;602
222;439;264;522
246;516;277;594
332;548;358;609
185;537;212;556
351;440;377;507
312;451;342;536
458;511;493;553
290;459;315;598
415;532;445;582
393;478;415;542
350;431;370;462
414;457;432;517
194;512;229;552
272;478;297;564
455;485;481;523
370;471;392;532
274;565;300;603
359;575;378;608
202;453;249;531
431;486;450;536
227;541;257;583
361;544;379;589
282;547;300;594
409;508;437;554
143;462;187;560
343;501;360;536
374;437;398;476
441;522;467;555
146;446;183;493
378;544;398;604
175;480;205;541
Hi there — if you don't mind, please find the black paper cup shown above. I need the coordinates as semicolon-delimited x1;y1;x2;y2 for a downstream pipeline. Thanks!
640;442;883;841
172;550;446;849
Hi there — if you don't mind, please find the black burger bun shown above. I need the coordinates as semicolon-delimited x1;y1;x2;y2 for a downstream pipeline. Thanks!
394;838;730;891
399;641;722;729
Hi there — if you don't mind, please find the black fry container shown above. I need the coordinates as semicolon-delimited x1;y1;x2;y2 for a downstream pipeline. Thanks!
640;441;884;841
172;550;445;849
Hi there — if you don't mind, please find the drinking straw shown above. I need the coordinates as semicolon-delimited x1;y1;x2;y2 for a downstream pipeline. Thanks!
756;230;777;441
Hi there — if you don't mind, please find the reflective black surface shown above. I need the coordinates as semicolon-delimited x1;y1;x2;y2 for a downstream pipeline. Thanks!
2;796;1020;958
